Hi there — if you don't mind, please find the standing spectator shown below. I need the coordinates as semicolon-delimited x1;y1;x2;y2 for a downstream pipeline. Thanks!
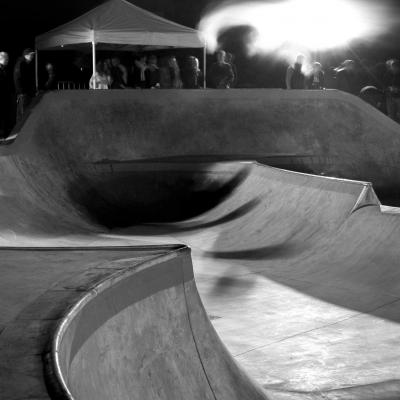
306;62;325;89
159;56;182;89
182;56;202;89
14;48;35;122
370;60;389;89
133;54;148;88
209;50;234;89
43;63;56;91
110;56;128;89
159;56;172;88
225;52;238;87
286;54;306;89
334;60;359;95
0;52;13;138
323;66;337;89
383;59;400;123
169;56;183;89
146;55;160;89
104;59;113;77
89;61;112;89
359;86;385;114
71;56;91;89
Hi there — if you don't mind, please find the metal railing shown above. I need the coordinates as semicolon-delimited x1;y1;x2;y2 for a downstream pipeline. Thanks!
57;81;88;90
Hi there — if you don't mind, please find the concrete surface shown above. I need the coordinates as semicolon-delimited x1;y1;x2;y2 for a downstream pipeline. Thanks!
5;89;400;193
1;90;400;399
118;163;400;399
0;246;185;400
52;248;267;400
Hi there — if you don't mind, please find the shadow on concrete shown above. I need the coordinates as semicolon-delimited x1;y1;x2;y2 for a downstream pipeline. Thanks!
203;242;300;261
209;275;257;297
69;160;400;325
70;164;252;228
146;197;262;233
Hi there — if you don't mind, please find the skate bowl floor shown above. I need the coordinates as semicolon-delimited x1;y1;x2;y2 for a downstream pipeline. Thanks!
1;90;400;400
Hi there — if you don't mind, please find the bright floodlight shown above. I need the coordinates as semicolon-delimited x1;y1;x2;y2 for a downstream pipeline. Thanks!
199;0;389;56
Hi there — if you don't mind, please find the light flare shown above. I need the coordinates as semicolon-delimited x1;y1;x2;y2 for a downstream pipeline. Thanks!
199;0;391;59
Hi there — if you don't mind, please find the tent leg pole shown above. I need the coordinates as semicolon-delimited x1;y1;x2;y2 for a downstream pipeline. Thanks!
203;44;207;89
35;50;39;93
92;41;96;90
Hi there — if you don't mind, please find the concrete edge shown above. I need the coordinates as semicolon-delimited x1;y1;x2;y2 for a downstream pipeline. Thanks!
350;183;381;214
0;93;45;153
43;245;191;400
2;89;399;157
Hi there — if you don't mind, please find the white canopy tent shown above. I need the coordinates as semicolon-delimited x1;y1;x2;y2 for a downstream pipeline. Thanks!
35;0;206;88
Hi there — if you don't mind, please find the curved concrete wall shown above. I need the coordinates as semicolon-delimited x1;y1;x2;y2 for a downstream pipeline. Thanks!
52;247;268;400
9;89;400;192
1;90;400;400
0;88;397;233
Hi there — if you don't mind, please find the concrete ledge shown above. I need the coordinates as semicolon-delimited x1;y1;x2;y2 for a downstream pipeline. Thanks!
0;245;186;400
46;246;192;400
2;89;400;192
45;243;269;400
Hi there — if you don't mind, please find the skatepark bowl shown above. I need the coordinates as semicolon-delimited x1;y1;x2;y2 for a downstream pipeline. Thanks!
1;89;400;400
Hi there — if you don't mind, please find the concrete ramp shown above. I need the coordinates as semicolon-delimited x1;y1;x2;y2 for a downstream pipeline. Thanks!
48;248;267;400
1;91;400;400
8;89;400;193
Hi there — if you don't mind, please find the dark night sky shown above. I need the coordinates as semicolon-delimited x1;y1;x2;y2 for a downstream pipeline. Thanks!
2;0;400;52
1;0;399;87
0;0;211;54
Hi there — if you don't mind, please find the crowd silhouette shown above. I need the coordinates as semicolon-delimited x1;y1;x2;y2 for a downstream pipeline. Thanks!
0;47;399;140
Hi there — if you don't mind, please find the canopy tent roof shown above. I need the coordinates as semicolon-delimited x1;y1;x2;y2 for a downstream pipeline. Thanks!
35;0;205;51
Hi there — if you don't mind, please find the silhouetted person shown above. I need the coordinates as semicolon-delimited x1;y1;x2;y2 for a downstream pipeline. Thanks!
14;48;35;122
133;54;148;88
146;55;160;89
182;56;202;89
359;86;385;114
71;56;91;89
110;56;128;89
225;52;238;87
286;54;306;89
44;63;56;91
169;56;183;89
159;57;171;88
383;59;400;123
0;52;13;138
334;60;359;95
159;56;182;89
370;60;389;89
306;62;325;89
209;50;234;89
89;61;111;89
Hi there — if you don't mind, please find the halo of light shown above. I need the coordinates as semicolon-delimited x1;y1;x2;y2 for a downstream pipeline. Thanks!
199;0;390;57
